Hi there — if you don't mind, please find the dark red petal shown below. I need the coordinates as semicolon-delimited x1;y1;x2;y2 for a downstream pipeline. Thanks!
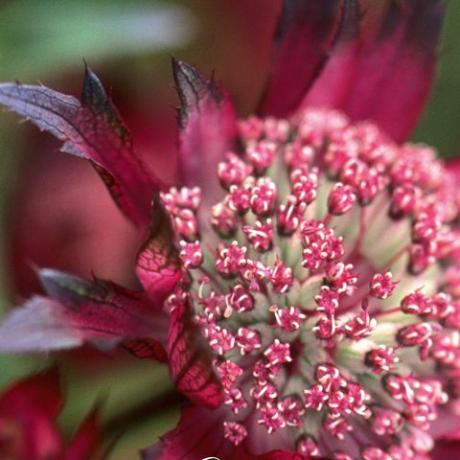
258;0;343;117
65;406;101;460
425;407;460;459
173;59;237;203
431;439;460;459
346;0;444;141
0;67;158;229
0;368;62;421
304;0;445;142
136;195;182;304
0;270;167;354
301;0;361;109
0;369;63;459
168;298;223;408
446;157;460;177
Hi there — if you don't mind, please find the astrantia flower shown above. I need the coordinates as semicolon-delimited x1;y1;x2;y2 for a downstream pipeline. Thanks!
0;1;458;459
153;108;460;460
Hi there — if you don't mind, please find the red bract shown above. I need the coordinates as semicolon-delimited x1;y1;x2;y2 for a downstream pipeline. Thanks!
1;1;459;459
7;86;177;298
0;369;100;460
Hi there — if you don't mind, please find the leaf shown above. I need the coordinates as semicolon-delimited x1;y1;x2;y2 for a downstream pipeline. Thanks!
258;0;344;117
136;194;182;305
173;59;237;203
0;68;158;228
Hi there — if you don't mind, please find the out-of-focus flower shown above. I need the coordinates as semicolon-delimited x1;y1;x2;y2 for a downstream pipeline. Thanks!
0;369;100;460
1;1;460;458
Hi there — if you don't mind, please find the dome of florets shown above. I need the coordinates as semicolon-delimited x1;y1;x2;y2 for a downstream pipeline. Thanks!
162;108;460;459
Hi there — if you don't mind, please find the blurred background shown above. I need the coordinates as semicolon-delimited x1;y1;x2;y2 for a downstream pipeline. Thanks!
0;0;459;457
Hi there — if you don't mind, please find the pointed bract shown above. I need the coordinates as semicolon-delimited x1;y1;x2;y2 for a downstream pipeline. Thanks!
303;0;445;141
301;0;361;110
258;0;343;117
0;69;158;228
167;297;223;408
0;297;93;352
136;194;182;305
0;270;168;354
81;65;125;129
263;0;445;141
173;59;237;203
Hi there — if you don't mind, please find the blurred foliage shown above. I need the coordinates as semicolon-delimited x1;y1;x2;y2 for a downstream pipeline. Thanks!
0;0;193;79
0;0;459;457
0;0;191;456
413;1;460;156
59;360;179;459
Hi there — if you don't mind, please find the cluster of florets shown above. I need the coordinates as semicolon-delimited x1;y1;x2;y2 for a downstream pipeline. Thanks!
164;108;460;459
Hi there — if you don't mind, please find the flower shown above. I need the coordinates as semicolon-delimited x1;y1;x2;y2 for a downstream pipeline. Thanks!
0;1;458;459
0;369;100;460
150;107;460;459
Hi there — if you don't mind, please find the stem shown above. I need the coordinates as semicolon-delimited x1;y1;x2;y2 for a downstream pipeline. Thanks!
352;207;367;254
374;306;401;318
382;244;410;272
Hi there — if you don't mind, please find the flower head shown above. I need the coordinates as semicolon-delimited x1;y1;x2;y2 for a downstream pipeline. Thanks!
160;107;460;458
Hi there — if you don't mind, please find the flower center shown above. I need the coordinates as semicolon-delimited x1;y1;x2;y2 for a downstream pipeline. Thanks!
164;108;460;459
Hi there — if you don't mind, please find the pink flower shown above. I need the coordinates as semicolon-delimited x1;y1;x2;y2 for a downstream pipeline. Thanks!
1;1;459;459
0;369;100;459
